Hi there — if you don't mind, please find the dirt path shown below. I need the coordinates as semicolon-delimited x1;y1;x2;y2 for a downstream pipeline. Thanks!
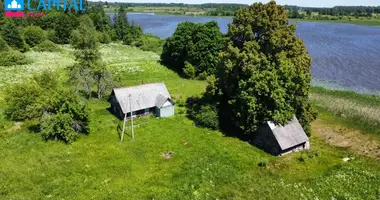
312;119;380;160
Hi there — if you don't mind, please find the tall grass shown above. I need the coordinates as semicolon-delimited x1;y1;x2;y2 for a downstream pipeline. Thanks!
311;86;380;135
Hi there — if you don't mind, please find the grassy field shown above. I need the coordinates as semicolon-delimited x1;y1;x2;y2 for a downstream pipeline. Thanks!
292;18;380;26
1;44;380;199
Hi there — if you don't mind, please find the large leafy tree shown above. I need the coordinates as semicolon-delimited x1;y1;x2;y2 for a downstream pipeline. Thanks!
209;1;316;136
161;21;223;78
70;15;113;99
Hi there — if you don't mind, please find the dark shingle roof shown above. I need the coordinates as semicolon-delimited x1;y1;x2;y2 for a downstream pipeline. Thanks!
267;117;309;150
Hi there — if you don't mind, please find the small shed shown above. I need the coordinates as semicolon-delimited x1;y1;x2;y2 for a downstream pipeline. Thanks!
109;83;174;119
253;117;310;156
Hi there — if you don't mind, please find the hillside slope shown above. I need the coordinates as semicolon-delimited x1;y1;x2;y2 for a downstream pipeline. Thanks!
1;44;380;199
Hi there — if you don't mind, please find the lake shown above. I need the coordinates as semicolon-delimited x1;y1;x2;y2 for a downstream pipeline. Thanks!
109;13;380;94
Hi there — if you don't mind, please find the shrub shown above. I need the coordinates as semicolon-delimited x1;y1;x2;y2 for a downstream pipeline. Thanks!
40;90;89;143
197;71;208;80
46;29;56;41
97;31;111;44
135;34;164;54
0;36;10;52
0;50;30;66
33;40;61;52
187;97;219;130
23;26;46;47
4;80;44;121
4;71;58;121
193;105;219;130
183;62;195;79
4;72;89;143
41;113;80;143
1;21;29;52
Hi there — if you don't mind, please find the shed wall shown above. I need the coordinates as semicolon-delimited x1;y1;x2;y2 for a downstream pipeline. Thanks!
157;105;175;118
253;125;282;155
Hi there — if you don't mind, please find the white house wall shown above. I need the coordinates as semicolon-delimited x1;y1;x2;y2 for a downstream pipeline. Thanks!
158;105;175;118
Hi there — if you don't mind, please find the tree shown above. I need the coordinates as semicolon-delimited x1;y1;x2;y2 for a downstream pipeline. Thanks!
209;1;316;136
70;15;113;99
88;4;113;33
23;26;47;47
1;20;28;52
161;21;223;77
114;5;129;41
41;11;79;44
123;22;142;45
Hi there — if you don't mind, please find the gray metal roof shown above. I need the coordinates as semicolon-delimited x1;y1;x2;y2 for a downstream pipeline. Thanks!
267;117;309;150
155;93;170;108
113;83;172;114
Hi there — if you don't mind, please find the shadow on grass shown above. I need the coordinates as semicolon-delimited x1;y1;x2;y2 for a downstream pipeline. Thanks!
158;60;188;79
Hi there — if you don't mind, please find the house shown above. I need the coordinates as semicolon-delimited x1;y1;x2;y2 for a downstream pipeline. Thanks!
252;117;310;156
108;83;175;119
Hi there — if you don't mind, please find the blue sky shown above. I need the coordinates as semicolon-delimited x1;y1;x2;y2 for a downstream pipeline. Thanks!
115;0;379;8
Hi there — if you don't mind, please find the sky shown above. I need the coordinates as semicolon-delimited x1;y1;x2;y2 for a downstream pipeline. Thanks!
113;0;380;8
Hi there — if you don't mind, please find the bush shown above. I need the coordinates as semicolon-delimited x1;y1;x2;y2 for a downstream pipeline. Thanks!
23;26;46;47
97;31;111;44
187;97;219;130
33;40;61;52
193;105;219;130
4;72;89;143
197;71;208;80
40;90;89;143
183;62;195;79
135;34;164;54
4;80;44;121
0;36;10;52
0;50;30;66
4;71;58;121
1;21;29;52
46;29;56;41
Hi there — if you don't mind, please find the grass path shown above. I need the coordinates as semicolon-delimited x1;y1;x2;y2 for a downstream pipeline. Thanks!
312;119;380;160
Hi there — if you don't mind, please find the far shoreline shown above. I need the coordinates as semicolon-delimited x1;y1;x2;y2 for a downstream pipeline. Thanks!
107;11;380;27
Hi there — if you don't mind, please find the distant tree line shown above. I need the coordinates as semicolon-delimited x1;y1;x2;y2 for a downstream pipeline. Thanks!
285;5;380;18
90;1;380;17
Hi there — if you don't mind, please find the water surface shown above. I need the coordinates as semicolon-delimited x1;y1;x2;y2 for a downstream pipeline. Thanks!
109;13;380;94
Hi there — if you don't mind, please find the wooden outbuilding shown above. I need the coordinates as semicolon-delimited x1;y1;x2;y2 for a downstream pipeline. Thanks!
109;83;174;119
253;117;310;156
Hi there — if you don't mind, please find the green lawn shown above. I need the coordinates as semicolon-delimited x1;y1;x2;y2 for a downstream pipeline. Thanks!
1;44;380;199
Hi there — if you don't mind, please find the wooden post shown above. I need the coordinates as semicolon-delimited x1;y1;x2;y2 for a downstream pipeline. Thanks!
129;94;134;139
121;113;127;142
